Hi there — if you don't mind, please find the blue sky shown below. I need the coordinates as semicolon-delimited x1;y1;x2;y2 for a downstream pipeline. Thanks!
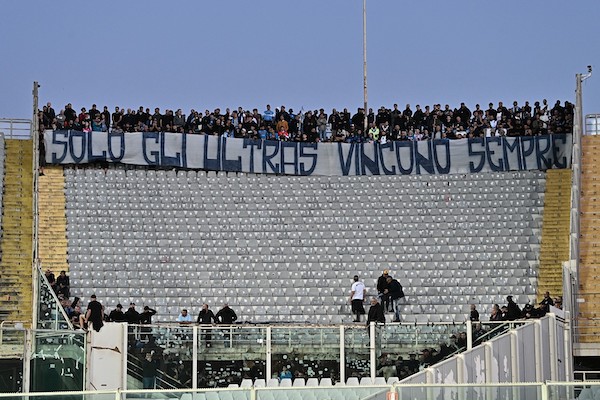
1;1;599;120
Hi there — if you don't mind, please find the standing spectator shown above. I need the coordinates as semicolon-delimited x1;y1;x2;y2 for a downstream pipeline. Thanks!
197;303;217;347
64;103;77;123
317;110;328;142
263;105;275;127
384;276;405;323
469;304;480;322
489;304;502;321
84;294;104;332
139;306;157;340
108;304;126;322
505;296;521;321
539;291;554;313
366;297;385;325
376;269;391;311
215;303;238;324
45;269;56;291
349;275;366;323
125;303;140;324
142;351;158;389
139;306;157;325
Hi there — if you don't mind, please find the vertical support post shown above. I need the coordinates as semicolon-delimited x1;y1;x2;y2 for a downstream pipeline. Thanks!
563;311;573;381
339;325;345;384
510;331;518;382
549;314;557;381
370;322;376;381
22;328;33;393
122;324;128;390
534;320;542;383
32;82;40;331
466;321;473;351
192;325;198;390
266;326;272;380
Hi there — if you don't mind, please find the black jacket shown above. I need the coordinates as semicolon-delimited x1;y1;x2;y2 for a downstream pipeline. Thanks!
197;309;217;324
387;279;405;300
216;306;237;324
367;303;385;324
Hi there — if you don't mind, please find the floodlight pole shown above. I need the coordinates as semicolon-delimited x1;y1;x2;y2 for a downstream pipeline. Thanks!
362;0;368;135
570;68;591;341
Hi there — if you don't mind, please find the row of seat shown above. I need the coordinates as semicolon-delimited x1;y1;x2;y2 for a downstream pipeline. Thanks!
236;376;395;387
65;164;544;179
65;167;546;322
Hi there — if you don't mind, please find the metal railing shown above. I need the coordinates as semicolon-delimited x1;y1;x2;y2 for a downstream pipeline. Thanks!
0;118;32;139
1;382;598;399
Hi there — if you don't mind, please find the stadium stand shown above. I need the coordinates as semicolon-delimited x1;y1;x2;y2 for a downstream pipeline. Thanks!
0;138;33;323
38;168;69;274
62;166;545;323
537;168;571;297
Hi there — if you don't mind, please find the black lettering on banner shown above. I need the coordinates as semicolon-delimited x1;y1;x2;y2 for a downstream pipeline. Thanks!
485;136;504;171
502;136;522;171
415;141;434;175
181;133;187;168
221;137;241;172
378;141;396;175
203;135;221;170
280;141;298;175
432;139;451;174
242;139;262;174
87;131;107;162
299;143;318;175
142;132;160;165
520;137;535;169
160;132;183;167
338;143;356;176
552;134;568;168
69;130;87;163
468;138;486;173
394;141;414;175
262;140;280;173
51;130;69;163
535;135;552;170
361;142;380;175
107;131;125;162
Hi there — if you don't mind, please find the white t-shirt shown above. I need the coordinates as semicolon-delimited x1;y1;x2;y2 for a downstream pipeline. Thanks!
351;281;366;300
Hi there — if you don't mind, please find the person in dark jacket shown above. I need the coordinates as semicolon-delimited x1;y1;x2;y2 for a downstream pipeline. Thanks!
125;303;140;324
142;351;158;389
108;304;126;322
216;303;237;324
376;269;391;311
139;306;157;324
366;297;386;325
197;303;217;347
505;296;521;321
384;276;405;322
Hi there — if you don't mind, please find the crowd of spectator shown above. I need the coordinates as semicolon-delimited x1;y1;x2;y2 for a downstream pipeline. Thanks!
39;99;573;144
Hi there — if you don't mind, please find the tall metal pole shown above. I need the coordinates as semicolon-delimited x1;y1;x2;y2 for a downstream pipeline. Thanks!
569;68;591;348
362;0;368;135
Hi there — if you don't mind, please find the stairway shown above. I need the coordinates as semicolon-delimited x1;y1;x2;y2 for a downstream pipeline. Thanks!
0;140;34;325
38;166;69;273
537;169;572;299
577;136;600;342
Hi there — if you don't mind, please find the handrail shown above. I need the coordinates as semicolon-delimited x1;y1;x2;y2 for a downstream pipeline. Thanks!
127;354;179;390
0;320;26;346
0;118;32;139
36;264;74;331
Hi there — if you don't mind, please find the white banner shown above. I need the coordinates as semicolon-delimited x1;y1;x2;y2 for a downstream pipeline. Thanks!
44;130;572;176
